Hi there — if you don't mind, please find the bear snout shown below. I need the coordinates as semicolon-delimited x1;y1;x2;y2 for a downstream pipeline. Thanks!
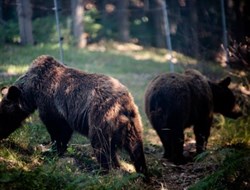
232;104;243;117
226;104;243;119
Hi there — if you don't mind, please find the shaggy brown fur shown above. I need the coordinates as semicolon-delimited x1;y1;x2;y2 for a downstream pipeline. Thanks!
144;69;242;164
0;55;147;175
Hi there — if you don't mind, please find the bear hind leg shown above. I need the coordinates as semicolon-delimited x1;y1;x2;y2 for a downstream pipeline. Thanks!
124;137;147;175
171;129;186;165
156;124;186;164
91;133;119;171
155;128;172;159
149;114;172;159
194;120;211;154
166;118;186;165
110;139;120;168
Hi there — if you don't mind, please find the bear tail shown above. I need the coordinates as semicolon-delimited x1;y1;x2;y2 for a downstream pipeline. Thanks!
122;114;148;177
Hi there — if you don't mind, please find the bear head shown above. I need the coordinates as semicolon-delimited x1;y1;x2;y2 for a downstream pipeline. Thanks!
210;77;242;119
0;86;29;140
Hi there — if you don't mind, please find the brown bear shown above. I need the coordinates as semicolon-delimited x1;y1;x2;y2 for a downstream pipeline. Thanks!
144;69;242;164
0;55;147;175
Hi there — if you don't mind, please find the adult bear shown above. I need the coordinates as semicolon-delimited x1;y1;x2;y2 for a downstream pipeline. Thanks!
0;55;147;175
144;69;242;164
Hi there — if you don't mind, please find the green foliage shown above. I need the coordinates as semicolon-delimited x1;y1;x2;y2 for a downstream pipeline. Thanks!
33;16;73;45
1;14;101;45
84;9;102;39
130;16;151;46
0;163;69;190
9;120;50;147
192;113;250;189
212;115;250;146
32;16;58;44
189;145;250;190
0;21;20;44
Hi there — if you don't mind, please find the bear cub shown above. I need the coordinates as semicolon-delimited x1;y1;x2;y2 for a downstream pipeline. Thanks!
144;69;242;164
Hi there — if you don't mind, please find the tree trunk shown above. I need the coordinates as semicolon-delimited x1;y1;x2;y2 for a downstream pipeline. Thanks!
149;0;168;48
0;0;2;20
117;0;129;42
71;0;86;48
190;0;199;59
16;0;34;45
98;0;108;38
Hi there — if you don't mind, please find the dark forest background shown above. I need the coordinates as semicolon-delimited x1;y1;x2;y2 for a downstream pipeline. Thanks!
0;0;249;62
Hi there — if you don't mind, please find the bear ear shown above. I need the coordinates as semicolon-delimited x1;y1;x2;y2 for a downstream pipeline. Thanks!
1;87;8;96
5;86;21;101
219;77;231;87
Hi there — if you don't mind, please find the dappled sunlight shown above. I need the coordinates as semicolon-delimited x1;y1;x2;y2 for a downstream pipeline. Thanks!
132;51;167;63
49;43;70;51
0;65;28;82
6;65;28;75
120;160;136;173
113;45;171;63
87;43;107;52
86;41;198;65
144;128;161;145
124;49;198;65
113;42;143;51
0;142;43;171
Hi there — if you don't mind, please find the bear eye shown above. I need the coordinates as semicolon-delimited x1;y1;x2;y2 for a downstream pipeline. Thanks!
1;99;19;110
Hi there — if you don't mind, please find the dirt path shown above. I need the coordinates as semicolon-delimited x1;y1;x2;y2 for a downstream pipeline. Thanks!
146;157;215;190
143;129;216;190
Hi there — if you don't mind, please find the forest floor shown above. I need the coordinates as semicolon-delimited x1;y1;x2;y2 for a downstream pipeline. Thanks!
32;127;218;190
34;135;216;190
142;130;214;190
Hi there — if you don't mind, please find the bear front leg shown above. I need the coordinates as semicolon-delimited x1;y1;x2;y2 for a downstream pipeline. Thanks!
40;114;72;154
91;132;113;171
56;125;73;155
44;123;73;156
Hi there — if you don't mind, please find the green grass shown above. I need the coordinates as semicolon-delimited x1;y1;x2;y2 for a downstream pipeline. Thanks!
0;43;249;190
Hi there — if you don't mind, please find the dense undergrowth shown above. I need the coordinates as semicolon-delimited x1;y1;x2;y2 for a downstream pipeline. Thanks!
0;43;249;190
